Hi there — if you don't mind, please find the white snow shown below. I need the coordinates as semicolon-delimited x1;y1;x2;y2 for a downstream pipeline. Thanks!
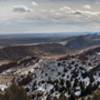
75;91;81;96
0;84;7;91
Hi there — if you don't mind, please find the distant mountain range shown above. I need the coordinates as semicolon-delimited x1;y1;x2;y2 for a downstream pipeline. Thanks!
65;34;100;49
0;33;100;60
0;32;99;45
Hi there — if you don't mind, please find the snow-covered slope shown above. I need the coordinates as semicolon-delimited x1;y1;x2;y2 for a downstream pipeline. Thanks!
0;46;100;100
15;56;100;100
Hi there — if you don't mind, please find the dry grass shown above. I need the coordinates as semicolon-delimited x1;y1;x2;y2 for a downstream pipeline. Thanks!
0;60;11;66
0;75;13;85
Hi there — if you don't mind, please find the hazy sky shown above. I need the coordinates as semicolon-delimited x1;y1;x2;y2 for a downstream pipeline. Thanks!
0;0;100;33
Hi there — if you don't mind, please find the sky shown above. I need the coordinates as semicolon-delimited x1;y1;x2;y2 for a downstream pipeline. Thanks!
0;0;100;34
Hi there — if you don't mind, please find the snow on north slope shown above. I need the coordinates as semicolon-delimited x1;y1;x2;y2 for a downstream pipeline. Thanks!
16;58;100;100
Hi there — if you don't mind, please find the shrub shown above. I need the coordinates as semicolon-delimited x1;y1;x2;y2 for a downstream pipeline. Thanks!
0;83;30;100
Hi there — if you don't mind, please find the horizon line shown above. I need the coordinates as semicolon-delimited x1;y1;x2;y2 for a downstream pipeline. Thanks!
0;31;99;35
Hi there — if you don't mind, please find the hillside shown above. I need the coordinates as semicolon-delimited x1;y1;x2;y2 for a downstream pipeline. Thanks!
65;34;100;49
0;45;99;100
0;34;100;61
0;34;100;100
0;43;66;60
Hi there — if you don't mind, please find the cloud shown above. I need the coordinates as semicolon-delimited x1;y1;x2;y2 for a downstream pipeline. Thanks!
59;6;72;11
12;5;32;13
73;10;100;16
12;7;100;24
1;0;100;33
73;10;83;15
32;1;38;6
83;5;91;9
6;4;100;30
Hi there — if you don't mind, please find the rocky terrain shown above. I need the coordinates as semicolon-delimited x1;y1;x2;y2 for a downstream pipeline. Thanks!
0;34;100;100
0;45;100;100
